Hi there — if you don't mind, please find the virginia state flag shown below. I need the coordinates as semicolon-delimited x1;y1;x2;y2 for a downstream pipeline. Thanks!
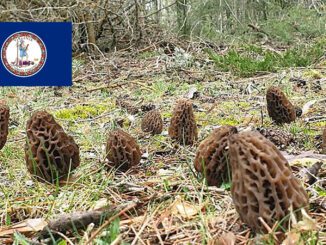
0;22;72;86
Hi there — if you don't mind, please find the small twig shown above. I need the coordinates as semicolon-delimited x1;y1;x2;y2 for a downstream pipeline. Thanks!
86;202;137;244
248;24;269;37
145;1;177;18
151;217;164;245
305;116;326;123
258;217;278;242
206;101;218;114
129;225;147;245
110;234;122;245
50;230;74;245
260;106;264;126
86;85;110;92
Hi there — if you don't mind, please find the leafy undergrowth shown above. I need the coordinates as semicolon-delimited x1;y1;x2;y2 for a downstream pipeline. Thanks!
206;37;326;77
191;3;326;47
0;44;325;244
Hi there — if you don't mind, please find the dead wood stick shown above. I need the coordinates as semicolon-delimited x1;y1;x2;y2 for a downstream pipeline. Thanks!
248;24;269;36
86;84;110;92
39;202;136;238
86;202;137;244
47;210;108;232
38;210;111;238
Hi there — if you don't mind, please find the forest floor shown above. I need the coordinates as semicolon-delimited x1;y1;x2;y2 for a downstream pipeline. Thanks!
0;41;325;244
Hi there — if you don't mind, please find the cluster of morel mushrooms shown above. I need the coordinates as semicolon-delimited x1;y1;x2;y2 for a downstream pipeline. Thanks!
0;86;325;234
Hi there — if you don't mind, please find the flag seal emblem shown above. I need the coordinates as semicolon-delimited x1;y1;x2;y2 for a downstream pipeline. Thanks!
1;31;47;77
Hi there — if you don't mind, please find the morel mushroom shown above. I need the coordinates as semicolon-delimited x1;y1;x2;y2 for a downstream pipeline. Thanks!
106;129;141;171
256;127;293;150
141;104;156;112
194;125;237;186
25;111;80;184
141;110;163;135
322;127;326;154
116;99;139;114
266;86;296;124
168;99;198;145
229;131;308;233
0;103;9;150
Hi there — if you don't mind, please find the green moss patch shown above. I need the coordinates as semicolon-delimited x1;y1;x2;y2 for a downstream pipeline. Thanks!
55;104;107;120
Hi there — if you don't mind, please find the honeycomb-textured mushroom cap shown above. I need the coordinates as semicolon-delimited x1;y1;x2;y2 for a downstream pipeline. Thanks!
141;104;156;112
116;99;139;114
229;131;308;233
168;99;198;145
194;125;237;186
322;127;326;154
106;129;141;171
256;127;293;150
25;111;80;184
141;110;163;135
0;103;10;150
266;86;296;124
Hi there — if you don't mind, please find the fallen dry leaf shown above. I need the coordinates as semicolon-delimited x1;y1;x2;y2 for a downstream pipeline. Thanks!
120;215;146;225
187;87;198;99
292;209;317;231
282;209;317;245
302;98;326;116
215;232;236;245
0;218;48;236
301;100;317;115
170;195;204;219
282;231;302;245
92;198;108;210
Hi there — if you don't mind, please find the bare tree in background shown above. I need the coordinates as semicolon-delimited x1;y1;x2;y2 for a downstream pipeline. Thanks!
0;0;324;53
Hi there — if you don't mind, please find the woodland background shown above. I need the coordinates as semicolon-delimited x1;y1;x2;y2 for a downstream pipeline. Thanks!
0;0;325;244
1;0;325;52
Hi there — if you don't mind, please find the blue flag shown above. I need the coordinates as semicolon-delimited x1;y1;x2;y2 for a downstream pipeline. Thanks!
0;22;72;86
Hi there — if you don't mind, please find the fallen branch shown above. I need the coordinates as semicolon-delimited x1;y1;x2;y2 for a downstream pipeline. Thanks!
43;210;110;234
282;150;326;162
86;202;137;244
38;202;137;239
